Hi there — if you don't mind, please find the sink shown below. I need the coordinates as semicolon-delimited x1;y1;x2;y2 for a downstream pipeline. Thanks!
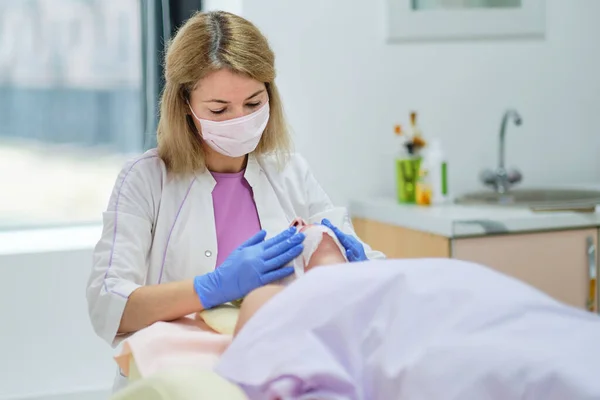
456;189;600;211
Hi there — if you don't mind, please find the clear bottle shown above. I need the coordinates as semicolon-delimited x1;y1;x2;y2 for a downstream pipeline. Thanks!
416;139;448;205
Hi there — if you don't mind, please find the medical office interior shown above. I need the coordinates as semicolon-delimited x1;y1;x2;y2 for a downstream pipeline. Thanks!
0;0;599;398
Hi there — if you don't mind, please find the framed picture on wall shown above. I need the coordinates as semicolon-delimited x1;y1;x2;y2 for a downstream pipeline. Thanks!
386;0;545;42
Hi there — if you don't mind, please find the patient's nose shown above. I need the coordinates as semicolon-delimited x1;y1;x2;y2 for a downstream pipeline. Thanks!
290;217;308;228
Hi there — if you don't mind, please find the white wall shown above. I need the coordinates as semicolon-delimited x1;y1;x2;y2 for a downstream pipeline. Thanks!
202;0;242;15
244;0;600;205
0;248;113;400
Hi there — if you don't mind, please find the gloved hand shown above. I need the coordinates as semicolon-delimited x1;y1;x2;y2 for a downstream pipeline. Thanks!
321;218;368;262
194;227;305;309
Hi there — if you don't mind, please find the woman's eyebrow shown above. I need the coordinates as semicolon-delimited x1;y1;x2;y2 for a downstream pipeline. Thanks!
203;98;229;104
245;89;265;101
203;89;265;104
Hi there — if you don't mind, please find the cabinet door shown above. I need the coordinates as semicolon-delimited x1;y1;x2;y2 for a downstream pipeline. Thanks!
352;218;450;259
453;229;598;310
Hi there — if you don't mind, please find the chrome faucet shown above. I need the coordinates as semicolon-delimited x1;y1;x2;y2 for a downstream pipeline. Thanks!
480;109;523;194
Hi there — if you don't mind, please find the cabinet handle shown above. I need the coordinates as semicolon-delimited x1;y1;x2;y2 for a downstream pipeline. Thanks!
586;236;598;314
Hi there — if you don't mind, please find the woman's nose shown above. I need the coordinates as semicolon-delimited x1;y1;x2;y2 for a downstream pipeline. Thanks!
230;110;246;119
229;106;253;119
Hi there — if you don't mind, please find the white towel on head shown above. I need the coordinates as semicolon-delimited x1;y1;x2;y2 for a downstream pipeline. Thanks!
284;225;346;283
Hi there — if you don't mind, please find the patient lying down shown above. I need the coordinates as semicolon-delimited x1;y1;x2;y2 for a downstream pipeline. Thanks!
113;219;349;382
235;218;347;336
198;218;348;336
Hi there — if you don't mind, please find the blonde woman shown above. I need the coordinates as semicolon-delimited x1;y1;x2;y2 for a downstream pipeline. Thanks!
86;11;384;391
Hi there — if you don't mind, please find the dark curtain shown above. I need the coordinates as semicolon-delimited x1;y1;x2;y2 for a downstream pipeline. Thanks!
169;0;205;34
141;0;203;150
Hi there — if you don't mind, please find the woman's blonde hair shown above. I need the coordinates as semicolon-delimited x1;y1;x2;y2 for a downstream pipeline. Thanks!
157;11;291;174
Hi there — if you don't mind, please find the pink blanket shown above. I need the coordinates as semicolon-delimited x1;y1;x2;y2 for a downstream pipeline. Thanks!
115;314;232;378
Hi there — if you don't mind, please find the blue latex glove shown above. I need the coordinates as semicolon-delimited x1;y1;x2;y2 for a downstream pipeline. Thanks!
321;218;368;262
194;227;305;309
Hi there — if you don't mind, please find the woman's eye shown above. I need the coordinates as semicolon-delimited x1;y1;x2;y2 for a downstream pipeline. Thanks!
210;109;226;115
246;102;261;108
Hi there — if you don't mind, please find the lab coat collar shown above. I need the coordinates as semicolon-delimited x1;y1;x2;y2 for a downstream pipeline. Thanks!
193;168;217;192
243;153;261;189
245;153;291;239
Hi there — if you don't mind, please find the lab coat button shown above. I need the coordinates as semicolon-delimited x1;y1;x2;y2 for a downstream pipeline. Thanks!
204;250;212;257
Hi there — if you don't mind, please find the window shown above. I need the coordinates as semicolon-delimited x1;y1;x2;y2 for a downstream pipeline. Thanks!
412;0;522;9
0;0;144;230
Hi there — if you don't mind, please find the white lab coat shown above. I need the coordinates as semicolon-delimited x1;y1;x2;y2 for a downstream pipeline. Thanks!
86;148;384;392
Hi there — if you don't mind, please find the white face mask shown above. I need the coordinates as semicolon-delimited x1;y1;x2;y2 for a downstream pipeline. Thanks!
189;102;270;158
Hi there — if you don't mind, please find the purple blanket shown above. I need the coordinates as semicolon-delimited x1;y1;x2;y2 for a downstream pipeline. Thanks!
216;259;600;400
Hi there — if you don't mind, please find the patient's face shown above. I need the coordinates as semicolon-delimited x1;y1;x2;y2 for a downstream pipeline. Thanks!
234;220;347;336
290;218;346;272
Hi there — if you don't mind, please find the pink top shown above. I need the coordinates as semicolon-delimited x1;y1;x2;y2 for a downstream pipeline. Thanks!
211;170;261;267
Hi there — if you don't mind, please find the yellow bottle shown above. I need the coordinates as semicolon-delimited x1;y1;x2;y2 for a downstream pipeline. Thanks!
415;168;432;206
416;139;449;206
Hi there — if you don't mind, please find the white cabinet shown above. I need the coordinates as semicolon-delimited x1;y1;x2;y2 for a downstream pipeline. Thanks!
453;229;598;310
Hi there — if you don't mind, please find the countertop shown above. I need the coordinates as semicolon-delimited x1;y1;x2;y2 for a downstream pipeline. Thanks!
349;197;600;238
